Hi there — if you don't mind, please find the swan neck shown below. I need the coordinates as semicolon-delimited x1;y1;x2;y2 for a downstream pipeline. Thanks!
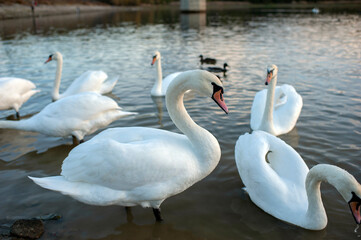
152;58;163;95
53;55;63;101
165;75;220;172
260;75;277;131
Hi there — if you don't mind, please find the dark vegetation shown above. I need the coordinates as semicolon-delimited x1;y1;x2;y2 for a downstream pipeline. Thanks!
0;0;359;6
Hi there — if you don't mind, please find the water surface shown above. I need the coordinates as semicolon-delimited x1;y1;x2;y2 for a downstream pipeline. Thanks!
0;4;360;239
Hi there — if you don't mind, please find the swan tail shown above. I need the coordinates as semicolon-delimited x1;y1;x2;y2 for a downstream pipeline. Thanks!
100;76;118;94
116;110;138;118
21;89;40;104
28;176;129;206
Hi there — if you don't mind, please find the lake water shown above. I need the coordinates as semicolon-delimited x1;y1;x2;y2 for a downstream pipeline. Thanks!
0;3;360;239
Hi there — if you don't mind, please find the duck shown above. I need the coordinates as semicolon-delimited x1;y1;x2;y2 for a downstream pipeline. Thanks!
250;64;302;136
235;130;361;230
0;77;39;119
0;92;136;145
29;69;229;221
206;63;229;73
199;55;217;65
150;51;182;97
45;52;118;101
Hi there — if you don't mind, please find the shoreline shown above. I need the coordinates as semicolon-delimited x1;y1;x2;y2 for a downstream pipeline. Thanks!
0;1;360;20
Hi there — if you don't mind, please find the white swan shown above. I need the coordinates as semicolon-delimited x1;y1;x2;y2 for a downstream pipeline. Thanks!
0;92;136;144
151;51;182;97
29;70;229;221
0;77;39;118
45;52;118;101
235;130;361;230
250;64;302;136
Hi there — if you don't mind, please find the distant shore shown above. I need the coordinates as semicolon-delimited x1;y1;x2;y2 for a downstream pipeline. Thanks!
0;1;360;20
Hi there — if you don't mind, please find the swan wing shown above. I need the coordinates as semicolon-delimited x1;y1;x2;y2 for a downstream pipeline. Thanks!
235;131;309;221
29;93;133;138
60;127;199;199
61;71;108;98
161;72;182;95
0;78;39;110
100;76;118;94
273;84;303;134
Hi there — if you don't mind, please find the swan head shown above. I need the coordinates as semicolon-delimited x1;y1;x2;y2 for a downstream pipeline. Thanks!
174;70;228;114
326;165;361;225
45;52;62;64
151;51;161;65
265;64;278;85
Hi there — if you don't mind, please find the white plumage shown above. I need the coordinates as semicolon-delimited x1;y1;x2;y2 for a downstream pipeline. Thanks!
0;77;39;118
0;92;136;144
250;64;302;136
45;52;118;101
29;69;229;221
235;130;361;230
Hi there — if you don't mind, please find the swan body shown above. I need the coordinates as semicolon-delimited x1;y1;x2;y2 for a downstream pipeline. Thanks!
0;77;39;118
235;130;361;230
45;52;118;101
250;65;302;136
0;92;136;143
29;69;229;221
151;51;182;97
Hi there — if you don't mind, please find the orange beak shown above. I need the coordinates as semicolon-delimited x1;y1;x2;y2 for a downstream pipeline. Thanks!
44;56;52;64
349;201;361;224
265;72;272;85
212;87;228;114
151;56;157;65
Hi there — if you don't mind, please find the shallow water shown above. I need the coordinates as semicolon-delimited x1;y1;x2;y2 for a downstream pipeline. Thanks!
0;4;360;240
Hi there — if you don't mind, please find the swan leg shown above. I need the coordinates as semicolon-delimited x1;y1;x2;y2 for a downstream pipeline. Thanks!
72;136;80;145
125;207;133;223
15;111;20;119
152;208;163;222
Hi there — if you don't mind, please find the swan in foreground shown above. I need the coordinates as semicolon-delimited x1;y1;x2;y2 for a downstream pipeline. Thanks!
151;51;182;97
45;52;118;101
0;78;39;118
29;70;229;221
235;131;361;230
250;64;302;136
0;92;136;144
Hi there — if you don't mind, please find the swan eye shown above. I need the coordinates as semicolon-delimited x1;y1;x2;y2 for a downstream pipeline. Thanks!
211;82;224;94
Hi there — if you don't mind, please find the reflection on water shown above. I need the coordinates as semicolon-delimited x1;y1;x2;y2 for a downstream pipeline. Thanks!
0;3;360;240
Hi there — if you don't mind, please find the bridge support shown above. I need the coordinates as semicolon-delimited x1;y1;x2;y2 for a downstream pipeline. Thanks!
180;0;206;13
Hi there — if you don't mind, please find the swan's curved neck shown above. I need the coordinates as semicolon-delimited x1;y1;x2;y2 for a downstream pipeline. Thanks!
165;75;220;173
260;75;277;133
304;164;349;229
152;58;163;95
52;55;63;101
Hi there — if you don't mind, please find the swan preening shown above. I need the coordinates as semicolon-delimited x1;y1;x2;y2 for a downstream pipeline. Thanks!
45;52;118;101
151;51;182;97
251;64;302;136
29;70;228;221
0;92;136;145
235;131;361;230
0;78;39;118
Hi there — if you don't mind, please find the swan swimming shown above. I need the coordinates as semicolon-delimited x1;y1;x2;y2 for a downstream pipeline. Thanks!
45;52;118;101
29;70;228;221
0;77;39;119
0;92;136;144
151;51;182;97
250;64;302;136
235;130;361;230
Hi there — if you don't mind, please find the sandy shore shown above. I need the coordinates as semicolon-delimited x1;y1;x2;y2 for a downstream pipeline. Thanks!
0;4;143;20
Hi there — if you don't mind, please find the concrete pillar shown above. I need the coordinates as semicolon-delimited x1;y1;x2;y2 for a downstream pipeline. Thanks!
180;0;206;13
